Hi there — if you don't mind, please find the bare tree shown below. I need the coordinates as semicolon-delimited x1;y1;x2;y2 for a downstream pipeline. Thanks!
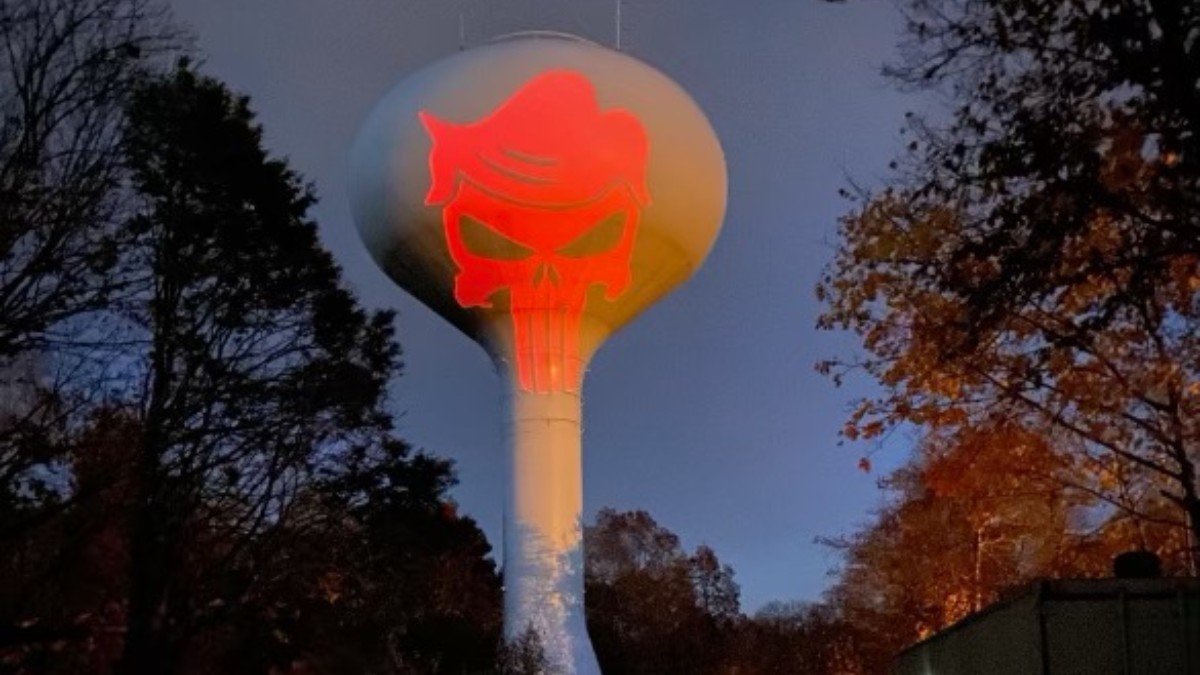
0;0;180;357
0;0;181;538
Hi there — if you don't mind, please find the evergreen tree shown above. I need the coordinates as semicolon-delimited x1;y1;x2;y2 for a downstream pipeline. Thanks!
113;64;400;673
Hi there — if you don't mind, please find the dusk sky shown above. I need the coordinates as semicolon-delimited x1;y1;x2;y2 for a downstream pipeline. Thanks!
169;0;921;612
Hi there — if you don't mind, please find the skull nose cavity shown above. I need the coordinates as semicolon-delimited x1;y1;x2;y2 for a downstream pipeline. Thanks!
533;262;561;287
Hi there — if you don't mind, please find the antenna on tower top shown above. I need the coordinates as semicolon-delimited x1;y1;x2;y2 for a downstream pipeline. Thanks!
615;0;622;51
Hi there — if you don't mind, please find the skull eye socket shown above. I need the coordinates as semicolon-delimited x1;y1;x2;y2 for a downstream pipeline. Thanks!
556;212;627;259
459;214;536;260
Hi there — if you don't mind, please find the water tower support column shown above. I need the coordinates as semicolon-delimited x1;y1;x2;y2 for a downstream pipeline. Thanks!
503;372;600;674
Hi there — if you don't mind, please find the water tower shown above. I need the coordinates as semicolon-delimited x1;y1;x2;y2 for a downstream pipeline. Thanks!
349;33;726;674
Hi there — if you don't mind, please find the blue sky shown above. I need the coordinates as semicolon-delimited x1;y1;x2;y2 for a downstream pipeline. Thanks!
169;0;921;613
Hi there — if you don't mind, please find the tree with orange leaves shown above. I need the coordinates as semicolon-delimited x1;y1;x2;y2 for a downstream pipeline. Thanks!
818;0;1200;570
820;420;1191;673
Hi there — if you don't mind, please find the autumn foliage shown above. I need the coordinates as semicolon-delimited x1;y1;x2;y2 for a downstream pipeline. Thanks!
815;0;1200;670
820;0;1200;557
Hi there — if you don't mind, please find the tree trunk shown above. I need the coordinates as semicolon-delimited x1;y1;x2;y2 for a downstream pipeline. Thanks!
116;435;177;674
1186;496;1200;576
117;278;180;674
1174;443;1200;575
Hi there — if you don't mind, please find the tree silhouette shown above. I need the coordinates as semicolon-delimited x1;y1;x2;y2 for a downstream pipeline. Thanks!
108;64;401;673
0;0;179;358
0;0;181;546
584;508;740;675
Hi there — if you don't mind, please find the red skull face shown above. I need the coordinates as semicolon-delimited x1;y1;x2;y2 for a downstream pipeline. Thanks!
420;71;651;393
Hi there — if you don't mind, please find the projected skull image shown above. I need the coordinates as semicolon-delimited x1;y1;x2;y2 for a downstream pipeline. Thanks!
420;71;651;393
